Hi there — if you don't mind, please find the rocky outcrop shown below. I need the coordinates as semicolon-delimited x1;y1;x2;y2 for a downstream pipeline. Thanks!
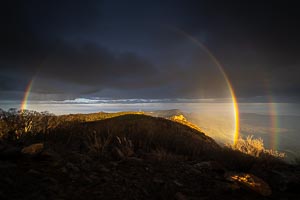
225;172;272;196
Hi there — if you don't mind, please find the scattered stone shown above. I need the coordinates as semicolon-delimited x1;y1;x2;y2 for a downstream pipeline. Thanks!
175;192;188;200
173;180;183;187
194;161;211;169
194;161;225;174
27;169;42;176
141;188;150;196
66;162;80;172
109;161;119;167
21;143;44;156
99;165;110;173
69;173;80;180
101;176;110;182
61;167;68;174
89;174;100;180
39;149;60;161
82;175;93;184
126;157;143;162
153;178;164;184
225;172;272;196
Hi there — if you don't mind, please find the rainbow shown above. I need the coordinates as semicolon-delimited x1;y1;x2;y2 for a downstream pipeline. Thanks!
20;79;34;111
268;96;279;150
175;29;240;144
263;79;280;150
19;30;240;144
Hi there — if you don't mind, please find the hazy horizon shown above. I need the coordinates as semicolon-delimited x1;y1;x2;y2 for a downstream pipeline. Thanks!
1;101;299;160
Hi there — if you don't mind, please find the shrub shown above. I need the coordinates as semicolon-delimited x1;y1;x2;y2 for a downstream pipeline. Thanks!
229;135;285;159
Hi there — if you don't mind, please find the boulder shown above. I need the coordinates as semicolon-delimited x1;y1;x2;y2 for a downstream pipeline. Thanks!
21;143;44;156
225;172;272;196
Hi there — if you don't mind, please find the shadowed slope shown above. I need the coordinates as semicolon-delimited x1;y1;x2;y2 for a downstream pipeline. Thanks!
52;114;220;159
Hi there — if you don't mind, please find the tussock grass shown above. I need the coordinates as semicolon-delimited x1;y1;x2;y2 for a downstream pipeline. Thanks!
228;135;286;159
0;109;288;170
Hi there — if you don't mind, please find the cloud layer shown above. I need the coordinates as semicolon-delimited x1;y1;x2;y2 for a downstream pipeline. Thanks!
0;0;299;101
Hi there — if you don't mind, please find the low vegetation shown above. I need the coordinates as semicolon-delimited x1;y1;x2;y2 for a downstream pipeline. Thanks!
1;108;299;199
228;135;286;159
0;108;286;165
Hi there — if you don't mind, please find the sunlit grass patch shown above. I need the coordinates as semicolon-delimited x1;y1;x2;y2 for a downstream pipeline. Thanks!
228;135;285;159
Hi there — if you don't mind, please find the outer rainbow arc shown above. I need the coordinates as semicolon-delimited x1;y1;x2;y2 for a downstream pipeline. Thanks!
175;29;240;144
269;97;279;150
263;79;279;150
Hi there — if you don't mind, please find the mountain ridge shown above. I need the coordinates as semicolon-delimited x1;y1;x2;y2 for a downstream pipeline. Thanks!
0;110;299;199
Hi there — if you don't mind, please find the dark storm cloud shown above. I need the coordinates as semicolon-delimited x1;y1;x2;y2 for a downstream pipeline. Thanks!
0;0;299;101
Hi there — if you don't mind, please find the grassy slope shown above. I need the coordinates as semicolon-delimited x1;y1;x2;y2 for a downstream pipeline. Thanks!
49;114;220;160
1;112;299;199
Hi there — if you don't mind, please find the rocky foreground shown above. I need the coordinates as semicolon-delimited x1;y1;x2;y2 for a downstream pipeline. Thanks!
0;114;299;199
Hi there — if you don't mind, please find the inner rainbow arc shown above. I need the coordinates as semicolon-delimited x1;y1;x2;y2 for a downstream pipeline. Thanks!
176;29;240;144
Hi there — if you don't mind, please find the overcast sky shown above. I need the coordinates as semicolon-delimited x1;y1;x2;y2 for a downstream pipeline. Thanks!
0;0;299;102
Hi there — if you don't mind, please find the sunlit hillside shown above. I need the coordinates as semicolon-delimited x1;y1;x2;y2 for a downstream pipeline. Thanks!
1;109;299;199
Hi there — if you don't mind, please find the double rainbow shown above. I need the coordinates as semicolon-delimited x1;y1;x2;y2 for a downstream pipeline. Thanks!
20;30;241;144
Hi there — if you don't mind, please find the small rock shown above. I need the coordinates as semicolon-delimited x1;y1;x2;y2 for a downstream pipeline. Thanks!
194;161;225;174
194;161;211;168
225;172;272;196
101;176;110;182
66;162;80;172
126;157;143;162
39;149;60;161
175;192;187;200
82;175;93;183
99;165;110;173
89;174;100;180
153;178;164;184
27;169;42;176
69;173;80;180
21;143;44;156
109;161;119;167
61;167;67;173
142;188;150;196
174;180;183;187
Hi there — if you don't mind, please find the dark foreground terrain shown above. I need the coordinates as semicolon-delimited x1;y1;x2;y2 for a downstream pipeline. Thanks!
0;112;300;199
